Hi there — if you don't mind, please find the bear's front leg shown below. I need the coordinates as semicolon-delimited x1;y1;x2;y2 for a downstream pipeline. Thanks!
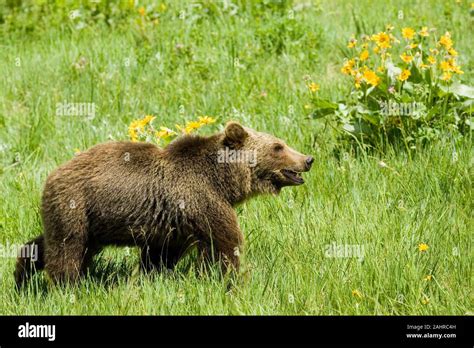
196;205;243;274
140;243;186;273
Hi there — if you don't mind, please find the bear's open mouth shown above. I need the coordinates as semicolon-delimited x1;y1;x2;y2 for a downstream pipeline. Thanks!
280;169;304;185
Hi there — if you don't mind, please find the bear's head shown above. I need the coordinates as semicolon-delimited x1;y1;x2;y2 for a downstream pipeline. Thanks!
222;121;314;196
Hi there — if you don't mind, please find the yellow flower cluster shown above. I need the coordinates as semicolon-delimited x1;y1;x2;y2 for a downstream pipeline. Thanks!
436;32;464;80
341;61;381;88
342;26;464;87
128;115;216;143
155;127;177;140
176;116;216;134
342;29;397;88
128;115;155;142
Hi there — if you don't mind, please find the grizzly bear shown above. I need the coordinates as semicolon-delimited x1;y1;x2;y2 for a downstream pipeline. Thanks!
14;121;313;286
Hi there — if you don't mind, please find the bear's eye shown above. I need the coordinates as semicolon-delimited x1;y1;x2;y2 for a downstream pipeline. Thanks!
273;144;284;152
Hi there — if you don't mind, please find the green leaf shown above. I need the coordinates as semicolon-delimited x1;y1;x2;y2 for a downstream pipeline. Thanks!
402;81;414;92
439;83;474;99
409;65;423;84
457;99;474;114
425;104;442;121
361;113;379;125
355;104;371;114
312;109;335;119
312;98;339;110
310;98;339;119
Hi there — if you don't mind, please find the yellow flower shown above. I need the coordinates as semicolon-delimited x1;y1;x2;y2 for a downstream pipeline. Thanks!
439;60;451;71
386;24;394;32
128;120;141;142
419;63;430;70
354;73;362;89
308;82;320;92
398;69;411;81
347;37;357;48
359;50;369;61
128;115;156;142
439;32;453;49
138;6;146;16
198;116;216;125
448;48;458;56
377;66;385;73
441;72;452;81
418;243;429;252
140;115;155;127
352;289;362;298
184;121;203;134
429;48;439;55
427;56;436;65
419;27;429;37
363;69;381;86
373;46;381;54
155;127;177;140
438;59;462;74
341;59;356;75
424;275;432;281
445;59;463;74
451;64;464;74
421;297;430;305
409;43;418;49
402;27;415;40
372;32;391;49
155;130;167;139
400;53;413;63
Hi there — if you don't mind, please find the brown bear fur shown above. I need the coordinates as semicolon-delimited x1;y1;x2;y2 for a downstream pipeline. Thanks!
14;122;313;286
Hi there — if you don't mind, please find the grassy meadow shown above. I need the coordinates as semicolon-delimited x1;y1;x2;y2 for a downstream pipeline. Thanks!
0;0;472;315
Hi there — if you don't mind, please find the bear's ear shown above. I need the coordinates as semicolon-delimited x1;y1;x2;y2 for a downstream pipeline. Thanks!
224;121;248;148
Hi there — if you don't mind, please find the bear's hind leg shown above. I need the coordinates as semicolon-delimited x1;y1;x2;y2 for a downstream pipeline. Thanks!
44;222;94;285
42;191;96;285
44;236;92;285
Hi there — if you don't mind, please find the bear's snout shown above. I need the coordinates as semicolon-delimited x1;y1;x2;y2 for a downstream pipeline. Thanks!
305;156;314;171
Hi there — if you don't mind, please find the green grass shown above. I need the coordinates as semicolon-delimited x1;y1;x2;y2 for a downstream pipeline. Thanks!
0;0;472;315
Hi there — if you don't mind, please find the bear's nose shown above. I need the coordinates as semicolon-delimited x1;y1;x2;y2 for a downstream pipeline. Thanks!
305;156;314;170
